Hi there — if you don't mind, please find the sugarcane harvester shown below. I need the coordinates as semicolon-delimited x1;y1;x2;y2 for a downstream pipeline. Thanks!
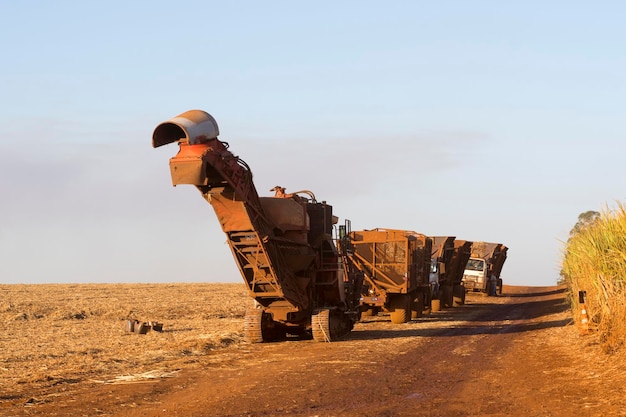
152;110;363;342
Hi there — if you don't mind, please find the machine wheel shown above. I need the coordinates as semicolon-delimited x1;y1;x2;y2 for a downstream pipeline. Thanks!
244;309;288;343
243;309;287;343
453;284;466;306
312;309;354;342
312;309;331;342
389;295;410;324
244;309;264;343
431;298;442;312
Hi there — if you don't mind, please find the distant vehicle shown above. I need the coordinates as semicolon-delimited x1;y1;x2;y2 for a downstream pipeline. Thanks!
462;242;508;295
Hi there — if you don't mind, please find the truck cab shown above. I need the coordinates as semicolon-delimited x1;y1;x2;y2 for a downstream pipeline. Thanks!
462;257;486;291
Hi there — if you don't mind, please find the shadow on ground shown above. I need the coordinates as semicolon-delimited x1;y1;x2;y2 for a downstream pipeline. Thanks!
349;289;573;341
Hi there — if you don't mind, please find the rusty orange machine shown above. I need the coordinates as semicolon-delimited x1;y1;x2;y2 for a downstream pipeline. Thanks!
152;110;363;342
344;229;432;324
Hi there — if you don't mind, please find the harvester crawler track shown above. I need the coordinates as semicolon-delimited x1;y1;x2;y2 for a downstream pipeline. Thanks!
244;309;264;343
311;309;354;342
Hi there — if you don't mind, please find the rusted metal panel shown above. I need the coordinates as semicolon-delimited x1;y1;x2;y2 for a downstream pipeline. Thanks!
448;240;473;285
169;143;209;186
349;228;432;294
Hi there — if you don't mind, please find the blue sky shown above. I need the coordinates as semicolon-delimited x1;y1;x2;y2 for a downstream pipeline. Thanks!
1;1;624;285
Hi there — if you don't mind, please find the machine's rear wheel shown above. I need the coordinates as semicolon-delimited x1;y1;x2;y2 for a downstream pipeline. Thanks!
244;309;287;343
244;309;264;343
312;309;354;342
389;295;410;324
312;309;331;342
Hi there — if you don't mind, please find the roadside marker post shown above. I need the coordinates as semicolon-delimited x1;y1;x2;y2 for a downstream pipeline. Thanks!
579;290;589;335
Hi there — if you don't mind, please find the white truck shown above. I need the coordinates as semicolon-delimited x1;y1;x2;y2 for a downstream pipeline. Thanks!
462;242;508;295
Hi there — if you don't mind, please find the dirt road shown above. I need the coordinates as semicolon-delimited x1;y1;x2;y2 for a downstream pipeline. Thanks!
7;285;626;416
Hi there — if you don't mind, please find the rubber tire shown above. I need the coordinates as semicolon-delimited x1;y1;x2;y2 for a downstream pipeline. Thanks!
389;295;410;324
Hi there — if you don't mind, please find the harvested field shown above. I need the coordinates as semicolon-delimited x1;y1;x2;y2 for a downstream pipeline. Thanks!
0;283;249;397
3;284;626;417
